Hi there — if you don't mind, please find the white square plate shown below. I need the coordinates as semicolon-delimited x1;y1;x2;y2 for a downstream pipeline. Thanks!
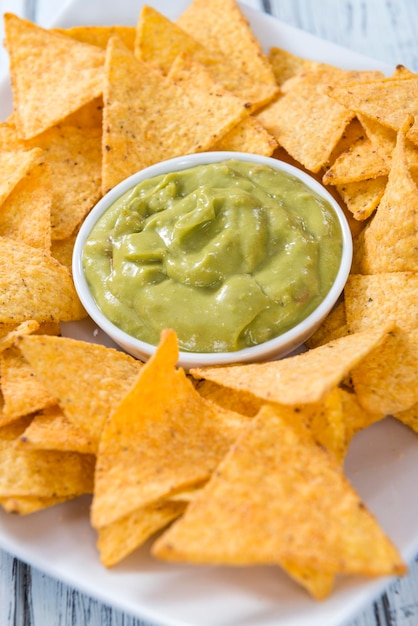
0;3;416;626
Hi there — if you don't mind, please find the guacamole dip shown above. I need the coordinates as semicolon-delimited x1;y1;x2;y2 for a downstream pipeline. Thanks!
82;159;343;352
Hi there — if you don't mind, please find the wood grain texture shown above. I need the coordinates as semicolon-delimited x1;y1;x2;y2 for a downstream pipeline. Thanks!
1;1;418;625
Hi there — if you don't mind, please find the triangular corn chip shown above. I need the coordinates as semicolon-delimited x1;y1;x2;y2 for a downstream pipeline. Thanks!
190;324;393;405
4;13;105;139
19;405;95;455
0;416;95;499
91;329;246;528
177;0;277;99
344;273;418;333
352;116;418;273
136;6;277;111
0;237;86;323
96;500;186;568
0;147;44;207
0;159;52;251
328;73;418;145
153;404;405;586
17;335;143;450
102;37;250;192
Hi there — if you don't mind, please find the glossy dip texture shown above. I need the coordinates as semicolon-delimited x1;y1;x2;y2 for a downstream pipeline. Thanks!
81;158;343;353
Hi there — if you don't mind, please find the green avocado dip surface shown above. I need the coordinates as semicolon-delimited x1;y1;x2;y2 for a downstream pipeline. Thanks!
82;159;343;353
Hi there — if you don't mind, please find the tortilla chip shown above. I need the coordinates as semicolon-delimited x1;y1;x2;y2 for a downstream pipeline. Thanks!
352;117;418;273
344;273;418;333
153;404;405;583
0;237;86;323
339;388;384;444
4;14;105;139
17;335;143;450
102;37;250;192
190;324;393;405
91;329;246;529
97;500;186;567
268;47;328;86
256;71;355;173
0;494;71;514
305;301;349;348
63;97;103;129
193;378;262;417
54;25;136;50
323;135;390;185
136;6;277;111
0;320;39;353
211;116;277;155
328;73;418;145
0;160;52;251
0;416;95;499
27;125;102;240
335;176;387;221
167;53;277;155
0;147;44;207
19;405;95;455
0;346;56;424
326;117;367;167
177;0;277;103
351;328;418;415
0;121;26;150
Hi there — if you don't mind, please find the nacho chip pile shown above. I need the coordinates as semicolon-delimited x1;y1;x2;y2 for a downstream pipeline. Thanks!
0;0;417;604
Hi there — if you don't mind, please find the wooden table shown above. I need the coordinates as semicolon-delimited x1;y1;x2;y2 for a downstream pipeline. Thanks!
0;1;417;624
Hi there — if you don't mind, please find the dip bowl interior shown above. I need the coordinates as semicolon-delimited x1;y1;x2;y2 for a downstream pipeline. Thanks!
72;151;353;369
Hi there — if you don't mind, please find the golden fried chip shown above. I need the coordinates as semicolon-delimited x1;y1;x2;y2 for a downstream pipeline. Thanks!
167;53;277;155
268;47;328;86
193;378;262;417
17;335;143;450
0;160;52;251
351;328;418;415
177;0;277;103
28;125;102;240
153;404;405;585
339;388;384;444
63;97;103;129
328;73;418;145
0;147;44;207
0;120;26;150
136;6;277;111
0;320;39;353
190;324;393;405
0;494;71;514
326;117;367;167
323;135;390;185
97;500;186;567
256;72;355;172
19;405;95;455
91;329;246;529
306;301;349;348
0;237;86;323
0;346;56;424
54;25;136;50
4;13;105;139
102;37;250;192
51;231;78;273
335;176;387;221
0;416;95;499
352;117;418;273
344;273;418;333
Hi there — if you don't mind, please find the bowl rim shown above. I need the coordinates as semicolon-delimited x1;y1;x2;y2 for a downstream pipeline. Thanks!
72;151;353;367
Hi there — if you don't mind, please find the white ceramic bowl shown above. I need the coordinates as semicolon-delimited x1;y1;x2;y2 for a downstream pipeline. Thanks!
72;151;353;369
